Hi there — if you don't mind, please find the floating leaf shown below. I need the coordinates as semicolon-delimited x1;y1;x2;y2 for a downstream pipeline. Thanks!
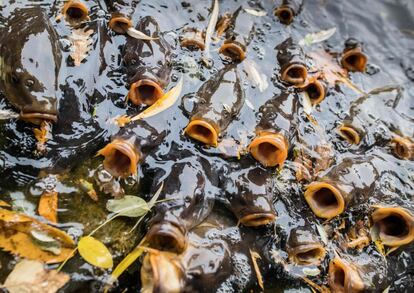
130;77;183;122
250;250;264;290
202;0;219;65
115;115;132;127
4;259;69;293
0;200;10;207
243;60;269;92
302;92;313;115
69;28;93;66
78;179;98;201
127;27;159;40
0;208;75;263
108;244;146;285
316;224;328;245
78;236;113;269
302;267;321;276
245;99;254;110
31;230;62;255
106;196;149;217
244;8;267;16
308;50;348;87
0;109;19;120
38;191;58;223
299;27;336;46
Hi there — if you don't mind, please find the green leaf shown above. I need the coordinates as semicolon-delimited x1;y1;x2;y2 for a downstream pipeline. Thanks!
106;196;149;217
30;230;62;255
78;236;113;269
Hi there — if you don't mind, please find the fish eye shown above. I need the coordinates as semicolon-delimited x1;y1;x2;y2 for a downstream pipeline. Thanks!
25;79;35;88
10;74;19;84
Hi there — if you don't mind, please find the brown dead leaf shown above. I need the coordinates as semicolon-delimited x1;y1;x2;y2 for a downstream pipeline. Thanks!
38;191;58;223
3;259;69;293
0;208;75;263
69;28;93;66
308;50;346;86
115;115;132;127
250;250;264;290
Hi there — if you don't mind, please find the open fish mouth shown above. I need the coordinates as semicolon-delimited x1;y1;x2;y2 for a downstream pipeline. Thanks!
97;139;140;178
219;42;246;61
239;212;276;227
141;250;183;293
274;6;294;24
371;207;414;247
304;182;345;219
146;222;187;253
290;243;326;265
249;132;288;167
185;119;219;147
328;257;364;292
129;79;164;106
19;111;58;124
281;63;307;85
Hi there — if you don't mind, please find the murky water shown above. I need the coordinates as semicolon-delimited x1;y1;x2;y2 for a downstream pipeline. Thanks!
0;0;413;292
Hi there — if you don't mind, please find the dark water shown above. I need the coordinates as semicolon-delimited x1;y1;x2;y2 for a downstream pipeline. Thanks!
0;0;413;292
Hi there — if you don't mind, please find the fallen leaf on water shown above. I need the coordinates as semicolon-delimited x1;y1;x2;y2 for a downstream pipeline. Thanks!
78;236;113;269
106;196;149;217
302;92;313;115
308;50;347;87
250;250;264;290
38;190;58;223
78;179;98;201
0;208;75;263
31;230;62;255
3;259;69;293
0;200;10;207
107;241;146;287
243;59;269;92
115;115;132;127
299;27;336;46
130;77;183;122
244;8;267;16
202;0;219;66
127;27;159;40
69;28;93;66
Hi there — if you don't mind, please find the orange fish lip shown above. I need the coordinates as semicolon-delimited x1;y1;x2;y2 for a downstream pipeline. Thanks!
249;132;288;167
391;136;414;160
371;207;414;247
341;48;368;72
289;243;326;265
129;79;164;106
20;111;58;124
274;6;294;24
328;257;365;292
337;124;361;145
304;182;345;219
146;222;188;253
303;78;326;105
239;213;276;227
62;0;89;21
219;42;246;61
109;15;133;34
281;63;308;85
184;119;219;147
97;138;140;178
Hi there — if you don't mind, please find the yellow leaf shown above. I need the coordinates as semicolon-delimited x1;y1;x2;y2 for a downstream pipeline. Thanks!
110;245;145;283
0;208;75;264
115;115;132;127
78;236;113;269
0;200;10;207
38;191;58;223
250;249;264;290
130;77;183;122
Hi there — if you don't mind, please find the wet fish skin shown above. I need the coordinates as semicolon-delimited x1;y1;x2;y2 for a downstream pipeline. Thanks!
276;38;307;85
219;6;255;61
146;155;218;253
0;7;61;124
184;65;244;146
122;16;172;105
106;0;139;33
220;161;276;227
274;0;303;24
